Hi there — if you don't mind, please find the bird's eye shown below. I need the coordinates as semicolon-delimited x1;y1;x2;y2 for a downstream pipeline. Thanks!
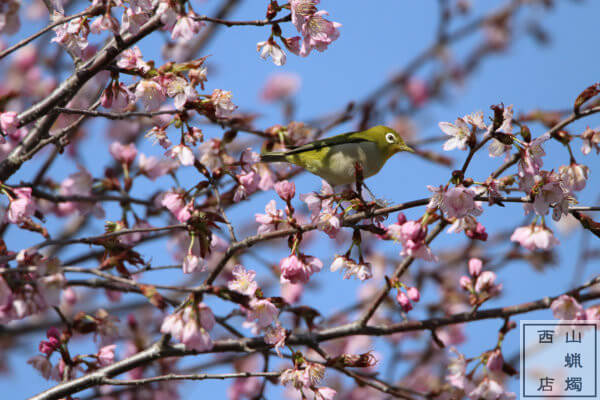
385;132;396;144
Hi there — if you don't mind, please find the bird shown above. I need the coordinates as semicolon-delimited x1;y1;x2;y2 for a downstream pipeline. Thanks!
260;125;415;187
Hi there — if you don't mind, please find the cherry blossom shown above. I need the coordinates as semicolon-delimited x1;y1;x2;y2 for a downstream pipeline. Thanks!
510;224;559;251
227;265;258;296
559;163;589;192
211;89;237;119
261;73;301;102
440;118;471;151
161;190;192;223
274;180;296;201
171;12;205;41
160;303;215;351
116;46;150;73
0;111;19;135
165;143;195;166
280;254;323;284
581;127;600;155
299;11;342;56
550;295;585;320
96;344;116;367
109;142;137;166
138;153;177;180
255;200;285;234
135;80;166;111
257;39;287;66
7;187;36;224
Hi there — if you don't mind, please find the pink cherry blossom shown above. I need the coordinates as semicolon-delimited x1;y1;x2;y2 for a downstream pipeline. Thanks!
7;187;36;224
474;271;502;297
255;200;285;234
290;0;319;31
165;143;195;166
51;14;89;58
282;36;302;55
211;89;237;119
233;170;259;202
160;303;215;351
156;0;178;31
227;377;262;400
135;80;165;111
486;349;503;372
468;258;483;276
261;73;301;102
550;295;585;320
404;78;429;107
244;299;278;332
388;220;438;262
440;186;483;219
57;168;104;218
116;46;150;73
469;378;515;400
510;224;559;251
446;347;468;390
518;135;547;177
440;118;471;151
406;287;420;302
280;254;323;284
280;368;309;390
227;265;258;296
101;82;135;112
281;282;303;304
581;127;600;155
97;344;116;367
264;323;286;357
161;190;192;223
396;291;413;312
0;111;19;135
299;11;341;57
274;180;296;201
316;202;341;238
559;163;589;192
89;14;119;34
109;142;137;166
165;76;198;110
138;153;176;180
171;12;205;41
459;275;473;292
331;256;372;281
257;39;287;66
121;8;150;35
315;387;337;400
198;138;222;169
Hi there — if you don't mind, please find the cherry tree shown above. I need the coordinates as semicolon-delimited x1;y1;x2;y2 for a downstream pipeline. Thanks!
0;0;599;399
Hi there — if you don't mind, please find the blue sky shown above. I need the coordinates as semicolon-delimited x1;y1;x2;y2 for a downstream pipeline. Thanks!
3;0;600;398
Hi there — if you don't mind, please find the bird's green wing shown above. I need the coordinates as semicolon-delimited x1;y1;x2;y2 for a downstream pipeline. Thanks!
282;131;367;155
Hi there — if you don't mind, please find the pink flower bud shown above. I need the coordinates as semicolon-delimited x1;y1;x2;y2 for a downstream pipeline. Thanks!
396;212;407;225
109;142;137;166
396;291;413;312
468;258;483;277
459;275;472;291
486;349;503;372
0;111;19;135
406;287;420;302
274;180;296;201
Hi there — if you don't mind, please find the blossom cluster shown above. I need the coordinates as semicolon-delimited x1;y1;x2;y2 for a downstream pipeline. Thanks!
257;0;341;65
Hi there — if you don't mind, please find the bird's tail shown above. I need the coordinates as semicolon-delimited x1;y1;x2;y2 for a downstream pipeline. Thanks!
260;151;288;163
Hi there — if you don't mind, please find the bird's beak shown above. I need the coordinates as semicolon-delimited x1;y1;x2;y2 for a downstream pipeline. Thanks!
396;143;415;153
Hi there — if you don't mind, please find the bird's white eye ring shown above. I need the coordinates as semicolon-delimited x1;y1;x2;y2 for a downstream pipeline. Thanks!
385;132;396;144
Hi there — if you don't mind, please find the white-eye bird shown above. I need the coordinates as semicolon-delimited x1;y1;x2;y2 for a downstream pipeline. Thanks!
260;125;415;186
